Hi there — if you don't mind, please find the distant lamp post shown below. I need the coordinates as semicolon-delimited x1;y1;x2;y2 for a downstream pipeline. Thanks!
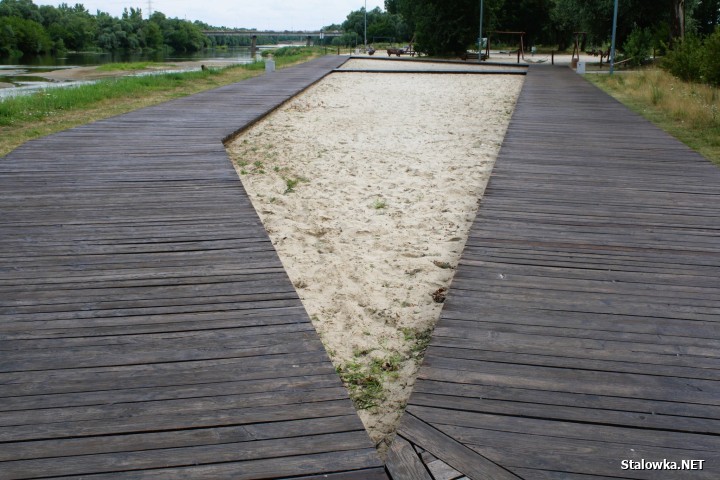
610;0;619;74
364;0;368;49
478;0;484;63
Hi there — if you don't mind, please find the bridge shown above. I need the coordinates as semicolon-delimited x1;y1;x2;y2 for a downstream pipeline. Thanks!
202;30;344;37
202;30;345;49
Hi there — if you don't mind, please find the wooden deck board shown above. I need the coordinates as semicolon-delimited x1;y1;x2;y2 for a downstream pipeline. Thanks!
0;56;388;479
389;66;720;479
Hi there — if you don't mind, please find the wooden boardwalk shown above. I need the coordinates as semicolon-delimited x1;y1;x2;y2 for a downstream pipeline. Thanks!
388;66;720;479
0;56;389;479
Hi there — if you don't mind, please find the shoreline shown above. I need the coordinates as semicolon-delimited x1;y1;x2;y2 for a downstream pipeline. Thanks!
21;59;246;82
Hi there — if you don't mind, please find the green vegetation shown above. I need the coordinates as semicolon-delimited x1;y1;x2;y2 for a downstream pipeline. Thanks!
0;49;322;156
337;354;404;410
401;327;433;358
0;0;210;56
622;27;654;67
322;317;437;414
325;6;410;47
335;327;432;412
283;177;308;194
372;198;387;209
588;68;720;166
0;70;230;126
383;0;717;56
0;0;346;57
284;178;299;193
96;62;170;71
662;29;720;85
262;46;315;58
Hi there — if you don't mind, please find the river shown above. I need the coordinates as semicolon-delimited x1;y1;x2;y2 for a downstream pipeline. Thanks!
0;47;268;98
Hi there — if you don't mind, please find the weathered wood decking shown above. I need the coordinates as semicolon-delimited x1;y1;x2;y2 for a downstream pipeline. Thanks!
0;56;389;479
389;66;720;479
4;58;720;480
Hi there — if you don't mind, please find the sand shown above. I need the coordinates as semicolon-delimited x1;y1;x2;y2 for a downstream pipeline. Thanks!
341;58;524;72
226;60;523;453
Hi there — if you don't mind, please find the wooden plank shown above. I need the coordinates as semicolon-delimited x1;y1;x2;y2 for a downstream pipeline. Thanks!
0;415;366;462
402;65;720;478
0;55;385;478
52;449;383;480
397;414;522;480
1;431;373;478
279;468;390;479
385;436;434;480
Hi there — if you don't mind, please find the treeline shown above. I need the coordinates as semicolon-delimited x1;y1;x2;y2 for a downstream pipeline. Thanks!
0;0;211;57
323;7;410;46
378;0;719;56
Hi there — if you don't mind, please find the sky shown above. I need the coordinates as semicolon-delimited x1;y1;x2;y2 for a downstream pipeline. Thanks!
35;0;387;30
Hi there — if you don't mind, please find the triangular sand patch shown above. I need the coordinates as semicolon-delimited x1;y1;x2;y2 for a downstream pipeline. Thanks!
226;60;523;453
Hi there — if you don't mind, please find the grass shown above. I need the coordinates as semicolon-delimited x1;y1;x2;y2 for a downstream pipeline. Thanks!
0;48;324;157
337;354;405;410
96;62;172;71
284;177;301;193
371;198;387;209
401;327;433;358
587;68;720;166
335;328;433;412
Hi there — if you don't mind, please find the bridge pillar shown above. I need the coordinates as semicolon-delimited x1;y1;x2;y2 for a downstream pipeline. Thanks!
251;35;257;56
306;36;312;47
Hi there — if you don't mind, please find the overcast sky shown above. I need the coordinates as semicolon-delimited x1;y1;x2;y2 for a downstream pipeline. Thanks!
35;1;386;30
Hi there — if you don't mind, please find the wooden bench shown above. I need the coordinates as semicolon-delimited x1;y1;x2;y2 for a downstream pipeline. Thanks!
461;52;489;61
387;47;418;57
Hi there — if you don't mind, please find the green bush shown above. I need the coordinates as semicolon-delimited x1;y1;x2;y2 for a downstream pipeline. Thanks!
662;34;705;82
262;46;312;57
622;27;653;67
701;28;720;86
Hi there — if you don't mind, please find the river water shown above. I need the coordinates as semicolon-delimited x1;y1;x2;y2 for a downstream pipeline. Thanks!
0;47;264;98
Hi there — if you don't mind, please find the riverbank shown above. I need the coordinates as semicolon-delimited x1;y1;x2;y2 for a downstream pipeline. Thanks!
227;59;524;453
0;50;321;157
18;59;243;83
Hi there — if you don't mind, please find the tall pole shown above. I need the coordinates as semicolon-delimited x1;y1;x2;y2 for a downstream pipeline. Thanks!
364;0;367;49
610;0;619;74
478;0;484;63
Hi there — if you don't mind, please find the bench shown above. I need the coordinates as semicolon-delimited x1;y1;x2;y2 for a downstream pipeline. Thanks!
461;52;489;61
387;47;418;57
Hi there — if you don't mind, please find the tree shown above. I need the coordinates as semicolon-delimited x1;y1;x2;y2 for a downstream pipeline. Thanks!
496;0;552;46
391;0;505;55
693;0;719;35
0;17;19;55
341;6;409;44
143;20;164;50
162;17;208;52
671;0;686;40
0;15;51;54
0;0;43;23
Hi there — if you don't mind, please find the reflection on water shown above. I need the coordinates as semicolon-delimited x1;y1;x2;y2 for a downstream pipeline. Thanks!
1;47;259;68
0;47;262;98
